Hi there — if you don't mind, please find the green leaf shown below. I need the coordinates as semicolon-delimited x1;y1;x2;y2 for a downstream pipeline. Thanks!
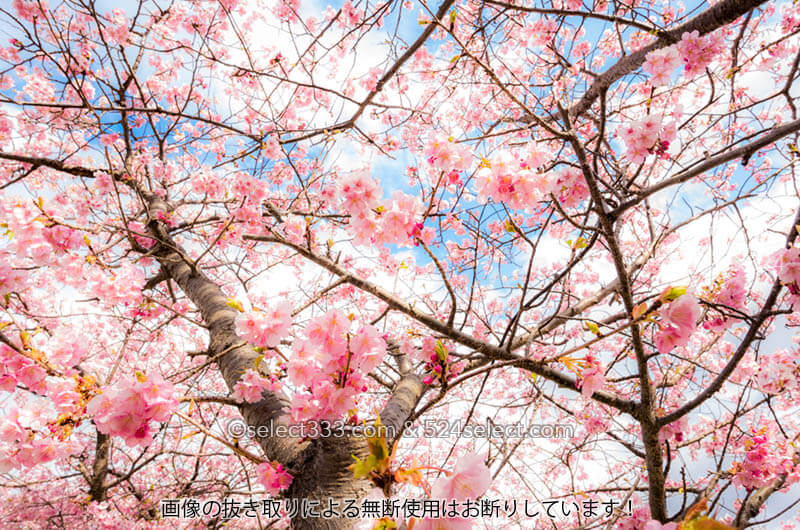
348;416;391;479
434;340;447;361
661;286;687;302
349;455;376;480
585;321;600;335
226;298;245;312
449;8;457;23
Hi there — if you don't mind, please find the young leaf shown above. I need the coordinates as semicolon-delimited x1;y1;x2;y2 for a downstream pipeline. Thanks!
660;285;687;302
226;298;245;312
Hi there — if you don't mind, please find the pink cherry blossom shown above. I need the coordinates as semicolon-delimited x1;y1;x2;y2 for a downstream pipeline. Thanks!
654;324;692;354
661;294;702;332
235;301;294;348
578;355;605;398
233;368;278;403
676;30;725;78
778;246;800;285
643;47;681;86
256;461;293;495
88;374;177;446
431;452;491;500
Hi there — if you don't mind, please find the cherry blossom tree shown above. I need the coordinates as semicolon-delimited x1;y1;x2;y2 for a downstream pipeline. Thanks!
0;0;799;528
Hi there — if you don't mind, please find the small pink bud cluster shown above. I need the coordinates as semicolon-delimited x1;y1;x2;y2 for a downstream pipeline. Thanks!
422;343;461;386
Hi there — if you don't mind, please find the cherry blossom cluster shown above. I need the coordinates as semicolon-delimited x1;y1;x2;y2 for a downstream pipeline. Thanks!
1;199;77;266
234;301;294;349
642;30;725;86
578;403;611;436
654;294;702;354
10;0;47;23
100;9;129;45
233;368;282;403
755;349;800;394
0;262;25;296
730;431;796;491
550;167;591;208
423;133;471;174
338;169;382;216
256;461;293;496
657;414;687;445
702;264;747;332
642;47;682;86
379;191;427;245
782;3;800;34
87;373;178;446
0;403;73;473
475;149;561;211
285;309;386;424
337;170;426;247
0;341;46;393
676;30;725;78
618;114;678;165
